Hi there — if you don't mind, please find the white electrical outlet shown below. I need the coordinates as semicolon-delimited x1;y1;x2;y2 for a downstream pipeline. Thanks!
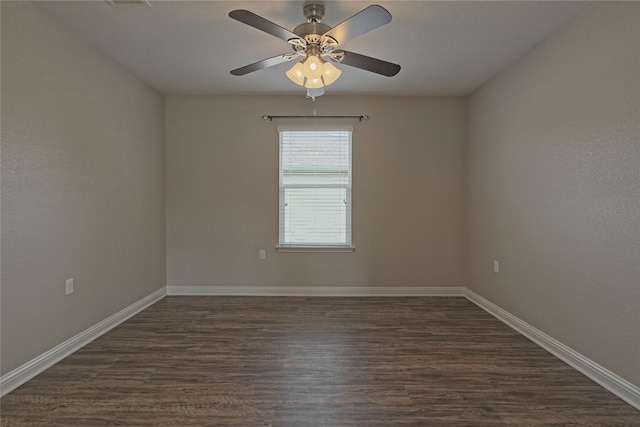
493;260;499;273
65;278;74;295
259;249;266;260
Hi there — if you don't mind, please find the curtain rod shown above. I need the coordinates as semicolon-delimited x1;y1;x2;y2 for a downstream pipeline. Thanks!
262;115;369;122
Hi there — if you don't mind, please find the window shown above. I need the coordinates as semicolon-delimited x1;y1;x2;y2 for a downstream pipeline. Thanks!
278;126;353;251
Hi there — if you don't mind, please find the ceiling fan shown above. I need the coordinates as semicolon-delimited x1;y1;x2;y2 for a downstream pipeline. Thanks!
229;3;401;98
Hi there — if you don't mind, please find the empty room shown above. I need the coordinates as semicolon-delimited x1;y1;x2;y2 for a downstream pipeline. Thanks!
1;0;638;425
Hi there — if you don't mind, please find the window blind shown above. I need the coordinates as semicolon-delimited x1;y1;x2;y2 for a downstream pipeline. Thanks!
279;128;352;247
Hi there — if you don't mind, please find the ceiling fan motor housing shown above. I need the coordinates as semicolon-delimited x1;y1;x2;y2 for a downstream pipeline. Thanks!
294;3;332;47
293;22;331;39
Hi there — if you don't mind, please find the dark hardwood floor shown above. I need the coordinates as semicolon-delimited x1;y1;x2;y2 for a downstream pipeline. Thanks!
2;296;639;426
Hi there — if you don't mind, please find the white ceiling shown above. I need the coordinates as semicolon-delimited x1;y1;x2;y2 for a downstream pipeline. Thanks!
35;1;589;96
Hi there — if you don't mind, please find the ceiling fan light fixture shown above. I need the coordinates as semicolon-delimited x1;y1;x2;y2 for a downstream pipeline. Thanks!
286;54;341;93
285;62;305;86
321;61;342;86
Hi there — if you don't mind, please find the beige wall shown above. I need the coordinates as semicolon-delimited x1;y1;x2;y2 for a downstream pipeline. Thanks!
166;96;466;288
1;2;166;374
466;3;640;385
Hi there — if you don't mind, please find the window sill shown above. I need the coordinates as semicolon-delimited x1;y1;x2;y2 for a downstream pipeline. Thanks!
275;245;355;253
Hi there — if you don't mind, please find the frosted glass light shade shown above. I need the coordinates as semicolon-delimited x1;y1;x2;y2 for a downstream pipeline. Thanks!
322;61;342;86
286;62;305;86
303;55;323;79
306;87;325;98
305;77;324;89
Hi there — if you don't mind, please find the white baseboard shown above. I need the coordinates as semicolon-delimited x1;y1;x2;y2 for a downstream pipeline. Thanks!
0;287;166;397
464;288;640;411
167;285;465;297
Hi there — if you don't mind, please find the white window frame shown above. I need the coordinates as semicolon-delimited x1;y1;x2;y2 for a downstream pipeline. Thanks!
276;125;354;252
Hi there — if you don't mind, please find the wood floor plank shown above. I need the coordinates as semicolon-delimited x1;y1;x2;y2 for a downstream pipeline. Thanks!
2;296;638;426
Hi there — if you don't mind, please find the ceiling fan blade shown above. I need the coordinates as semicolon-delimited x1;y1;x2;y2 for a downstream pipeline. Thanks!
229;10;301;42
230;55;292;76
323;5;392;45
337;50;401;77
